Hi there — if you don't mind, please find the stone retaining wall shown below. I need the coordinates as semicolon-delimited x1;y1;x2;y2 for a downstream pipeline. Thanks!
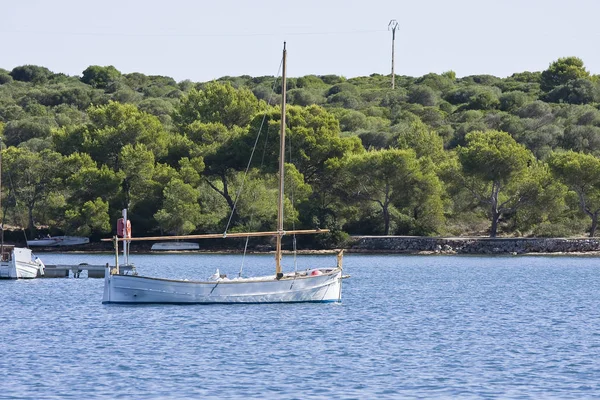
348;236;600;254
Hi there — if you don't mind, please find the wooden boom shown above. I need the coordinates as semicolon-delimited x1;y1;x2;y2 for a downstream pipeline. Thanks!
101;229;329;242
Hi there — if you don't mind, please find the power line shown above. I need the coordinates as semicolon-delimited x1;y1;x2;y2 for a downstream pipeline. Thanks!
0;29;387;38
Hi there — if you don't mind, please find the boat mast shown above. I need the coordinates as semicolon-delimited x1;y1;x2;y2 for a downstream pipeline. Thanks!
275;42;287;279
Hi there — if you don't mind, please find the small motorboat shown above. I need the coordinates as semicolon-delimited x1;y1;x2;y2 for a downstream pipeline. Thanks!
0;246;45;279
27;236;90;247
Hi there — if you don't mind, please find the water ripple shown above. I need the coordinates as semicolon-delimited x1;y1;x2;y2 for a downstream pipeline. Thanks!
1;253;600;398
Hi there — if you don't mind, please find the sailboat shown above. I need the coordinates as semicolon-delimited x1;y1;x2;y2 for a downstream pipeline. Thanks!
0;141;45;279
102;43;345;304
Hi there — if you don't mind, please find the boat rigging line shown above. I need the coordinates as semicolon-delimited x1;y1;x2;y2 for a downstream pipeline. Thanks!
223;58;283;236
287;107;299;274
236;56;284;277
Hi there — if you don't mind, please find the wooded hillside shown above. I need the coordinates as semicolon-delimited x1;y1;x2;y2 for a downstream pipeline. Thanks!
1;56;600;244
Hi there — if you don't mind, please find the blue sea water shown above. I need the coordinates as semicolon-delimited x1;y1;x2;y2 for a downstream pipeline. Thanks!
1;253;600;399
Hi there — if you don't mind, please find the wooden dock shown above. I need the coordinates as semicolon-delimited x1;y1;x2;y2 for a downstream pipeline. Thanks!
43;264;135;278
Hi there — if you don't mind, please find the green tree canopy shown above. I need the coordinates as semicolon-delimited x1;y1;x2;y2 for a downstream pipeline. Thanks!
82;101;169;169
548;150;600;236
81;65;122;89
3;117;56;146
10;65;53;84
66;162;123;204
64;197;111;237
119;143;156;208
173;82;261;129
458;130;536;237
541;57;590;92
154;179;202;236
1;147;63;233
329;148;445;235
244;104;363;183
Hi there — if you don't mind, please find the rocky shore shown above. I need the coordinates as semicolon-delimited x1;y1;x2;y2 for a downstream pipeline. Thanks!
347;236;600;255
19;235;600;255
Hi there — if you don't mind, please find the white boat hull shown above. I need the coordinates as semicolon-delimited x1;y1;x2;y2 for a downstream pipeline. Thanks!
103;268;342;304
0;247;45;279
150;242;199;251
27;236;89;247
26;238;60;246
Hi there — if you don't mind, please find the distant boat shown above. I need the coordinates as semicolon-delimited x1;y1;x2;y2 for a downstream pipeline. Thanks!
27;236;90;247
101;43;345;305
151;242;199;251
0;245;45;279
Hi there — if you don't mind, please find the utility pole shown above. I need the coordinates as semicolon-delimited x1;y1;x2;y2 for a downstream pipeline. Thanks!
388;19;399;89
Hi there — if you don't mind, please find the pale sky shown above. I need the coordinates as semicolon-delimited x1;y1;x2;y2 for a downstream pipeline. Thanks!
3;0;600;83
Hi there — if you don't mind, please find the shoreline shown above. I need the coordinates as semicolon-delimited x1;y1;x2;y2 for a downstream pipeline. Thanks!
28;248;600;257
15;236;600;256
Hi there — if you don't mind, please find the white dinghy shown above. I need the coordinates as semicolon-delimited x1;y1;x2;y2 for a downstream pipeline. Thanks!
150;242;199;251
102;43;345;304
